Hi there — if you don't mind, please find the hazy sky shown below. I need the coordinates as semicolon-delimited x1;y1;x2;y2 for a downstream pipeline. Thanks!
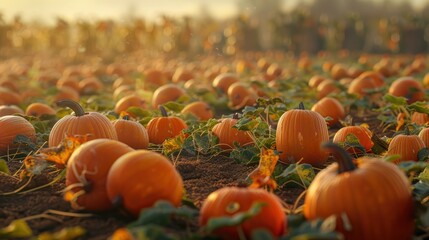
0;0;426;24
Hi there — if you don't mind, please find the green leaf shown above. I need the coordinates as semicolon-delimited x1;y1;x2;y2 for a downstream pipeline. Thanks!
128;200;199;228
125;225;178;240
282;215;343;240
0;220;33;238
413;181;429;203
126;107;153;118
418;148;429;162
163;102;185;113
409;102;429;114
229;144;260;164
203;202;266;234
397;161;428;176
383;94;408;106
13;134;38;152
417;167;429;184
0;159;10;174
251;229;275;240
235;117;260;131
276;163;315;188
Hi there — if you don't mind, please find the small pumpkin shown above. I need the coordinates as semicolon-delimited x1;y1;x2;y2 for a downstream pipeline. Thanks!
388;77;425;104
199;186;286;239
227;82;258;109
418;128;429;147
316;79;340;100
212;73;239;93
275;102;329;166
212;114;254;150
112;115;149;149
347;76;378;99
146;106;188;144
386;132;425;163
49;99;118;147
53;86;80;102
0;115;36;154
151;84;185;109
106;150;183;217
78;77;103;94
0;105;24;117
304;142;414;240
180;101;214;121
0;87;22;105
64;139;134;211
411;111;429;126
114;95;146;114
25;103;56;117
310;97;345;126
332;125;374;154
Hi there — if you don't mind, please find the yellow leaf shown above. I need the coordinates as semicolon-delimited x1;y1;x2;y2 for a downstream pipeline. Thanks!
396;112;405;131
110;228;134;240
248;148;279;190
38;134;90;166
0;219;33;238
38;226;86;240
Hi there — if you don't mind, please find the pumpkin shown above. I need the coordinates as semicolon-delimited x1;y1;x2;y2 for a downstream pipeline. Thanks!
276;102;329;166
304;142;414;240
172;67;194;83
308;75;326;89
180;101;214;121
56;76;80;92
388;77;425;104
0;87;22;105
212;114;254;150
146;106;188;144
212;73;239;93
143;69;168;87
78;77;103;94
53;86;80;102
49;99;118;147
386;133;425;163
64;139;134;211
25;103;56;117
418;128;429;147
112;85;135;101
112;116;149;149
332;125;374;154
265;63;283;80
347;76;378;98
114;95;146;114
199;187;286;239
227;82;258;109
330;63;349;80
0;105;24;117
316;79;340;100
106;150;183;217
411;111;429;126
310;97;345;126
357;71;385;87
151;84;185;109
0;115;36;154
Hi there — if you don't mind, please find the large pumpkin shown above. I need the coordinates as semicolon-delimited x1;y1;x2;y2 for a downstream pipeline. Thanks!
212;114;254;150
49;99;118;147
106;150;183;217
199;186;286;240
64;139;134;211
146;106;188;144
275;103;329;166
304;143;414;240
0;115;36;154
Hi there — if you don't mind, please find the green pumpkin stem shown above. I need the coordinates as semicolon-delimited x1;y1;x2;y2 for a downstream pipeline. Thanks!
56;99;85;116
159;105;168;117
322;142;357;173
298;102;305;110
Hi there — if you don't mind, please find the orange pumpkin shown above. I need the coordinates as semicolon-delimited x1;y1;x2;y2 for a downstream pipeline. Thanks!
275;103;329;166
212;73;239;93
212;114;254;150
304;143;414;240
199;187;286;239
411;111;429;126
316;79;340;100
333;125;374;154
106;150;183;217
0;115;36;154
180;101;214;121
0;87;22;105
114;95;146;114
146;106;188;144
0;105;24;117
25;103;56;117
78;77;103;94
172;67;194;83
418;128;429;147
49;99;118;147
386;133;425;163
64;139;134;211
144;69;168;87
308;75;326;89
151;84;185;109
227;82;258;109
56;76;80;92
310;97;345;126
347;76;378;99
112;116;149;149
388;77;425;104
53;86;80;102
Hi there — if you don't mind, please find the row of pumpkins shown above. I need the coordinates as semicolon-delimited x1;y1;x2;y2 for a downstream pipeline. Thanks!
0;54;427;239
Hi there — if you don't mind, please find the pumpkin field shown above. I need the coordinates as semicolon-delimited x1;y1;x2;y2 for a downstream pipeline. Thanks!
2;2;429;239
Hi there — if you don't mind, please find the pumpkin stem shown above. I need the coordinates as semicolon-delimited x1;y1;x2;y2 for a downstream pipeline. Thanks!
122;115;130;120
57;99;85;116
297;102;305;110
321;142;357;173
159;105;168;117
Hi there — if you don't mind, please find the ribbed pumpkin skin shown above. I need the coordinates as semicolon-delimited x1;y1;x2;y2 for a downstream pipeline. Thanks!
106;150;183;217
0;115;36;154
333;126;374;153
411;112;429;126
65;139;134;211
388;77;424;104
275;109;329;166
199;187;286;240
112;119;149;149
310;97;345;126
146;116;187;144
49;112;118;147
151;84;185;109
180;101;214;121
304;158;414;240
418;128;429;147
212;118;254;150
386;134;425;163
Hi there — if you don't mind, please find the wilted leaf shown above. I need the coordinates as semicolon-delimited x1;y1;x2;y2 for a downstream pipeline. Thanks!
203;202;266;234
248;149;279;189
396;112;406;131
38;226;86;240
276;163;315;188
0;159;10;174
162;134;185;156
38;134;89;166
0;220;33;238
